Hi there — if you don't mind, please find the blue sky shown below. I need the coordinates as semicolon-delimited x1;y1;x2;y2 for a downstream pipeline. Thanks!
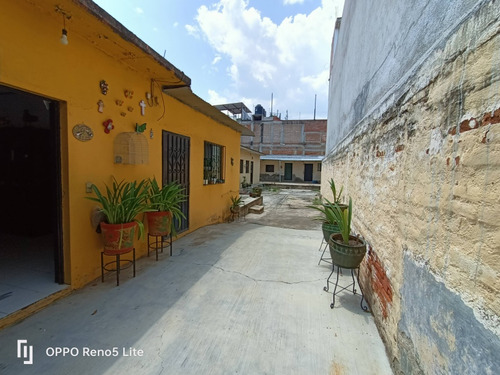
93;0;344;119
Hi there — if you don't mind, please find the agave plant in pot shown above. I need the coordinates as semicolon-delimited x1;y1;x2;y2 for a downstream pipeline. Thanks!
328;197;367;269
145;177;186;237
310;178;347;242
87;178;151;254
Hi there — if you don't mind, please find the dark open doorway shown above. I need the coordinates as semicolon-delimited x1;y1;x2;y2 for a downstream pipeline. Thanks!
304;163;313;182
0;85;65;318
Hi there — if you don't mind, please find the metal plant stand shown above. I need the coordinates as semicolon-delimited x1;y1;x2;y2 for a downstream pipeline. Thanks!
147;233;173;260
323;265;370;312
101;248;136;286
317;238;333;266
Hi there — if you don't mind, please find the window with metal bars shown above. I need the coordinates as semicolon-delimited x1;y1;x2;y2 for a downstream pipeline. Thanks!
203;141;225;184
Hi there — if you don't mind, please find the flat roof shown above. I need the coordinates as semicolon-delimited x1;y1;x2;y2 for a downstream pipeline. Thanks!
214;102;251;115
260;155;324;162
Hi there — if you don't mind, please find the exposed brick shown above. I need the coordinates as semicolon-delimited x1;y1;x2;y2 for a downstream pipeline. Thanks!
482;130;489;144
364;249;393;319
482;108;500;126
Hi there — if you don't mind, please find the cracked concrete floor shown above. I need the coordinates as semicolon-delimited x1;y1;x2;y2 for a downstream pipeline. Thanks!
0;193;392;375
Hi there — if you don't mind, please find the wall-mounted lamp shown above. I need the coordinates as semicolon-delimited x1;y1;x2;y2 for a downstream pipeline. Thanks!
60;27;68;45
55;6;71;45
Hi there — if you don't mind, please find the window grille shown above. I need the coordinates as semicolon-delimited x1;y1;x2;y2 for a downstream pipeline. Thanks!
204;141;225;184
265;165;274;172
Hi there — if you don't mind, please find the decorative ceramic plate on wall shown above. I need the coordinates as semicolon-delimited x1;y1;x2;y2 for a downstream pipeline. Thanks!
72;124;94;141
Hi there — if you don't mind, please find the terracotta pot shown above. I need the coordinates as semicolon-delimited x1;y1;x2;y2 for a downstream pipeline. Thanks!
328;233;367;269
100;222;137;255
146;211;172;236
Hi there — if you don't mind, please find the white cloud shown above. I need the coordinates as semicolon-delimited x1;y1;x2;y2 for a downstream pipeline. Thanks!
185;24;199;38
173;22;179;28
134;7;143;14
208;89;228;105
212;55;222;65
194;0;344;118
283;0;305;5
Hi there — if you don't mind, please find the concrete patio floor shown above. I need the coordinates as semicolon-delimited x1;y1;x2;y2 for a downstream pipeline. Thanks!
0;190;393;374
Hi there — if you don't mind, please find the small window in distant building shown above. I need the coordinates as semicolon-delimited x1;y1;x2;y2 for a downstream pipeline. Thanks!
240;159;244;173
245;160;250;173
266;165;274;173
317;163;322;171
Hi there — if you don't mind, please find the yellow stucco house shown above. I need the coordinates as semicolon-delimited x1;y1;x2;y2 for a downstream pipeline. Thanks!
0;0;252;320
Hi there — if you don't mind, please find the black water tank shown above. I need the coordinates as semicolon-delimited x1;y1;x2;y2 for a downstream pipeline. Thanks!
255;104;266;117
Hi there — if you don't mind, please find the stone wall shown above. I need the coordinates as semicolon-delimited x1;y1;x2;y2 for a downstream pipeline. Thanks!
323;0;500;373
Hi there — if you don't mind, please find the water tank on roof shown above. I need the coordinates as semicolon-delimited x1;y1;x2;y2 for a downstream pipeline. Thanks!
255;104;266;117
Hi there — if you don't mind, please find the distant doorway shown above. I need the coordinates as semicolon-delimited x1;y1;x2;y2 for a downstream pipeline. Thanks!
250;161;254;184
284;163;293;181
304;164;313;182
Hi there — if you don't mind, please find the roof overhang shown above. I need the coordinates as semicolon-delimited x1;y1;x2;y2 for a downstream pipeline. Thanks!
260;155;324;162
162;86;254;136
241;146;264;155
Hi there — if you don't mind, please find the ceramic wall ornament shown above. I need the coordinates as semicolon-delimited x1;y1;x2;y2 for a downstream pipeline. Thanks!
139;100;146;116
150;128;154;139
120;112;127;117
72;123;94;141
127;106;134;112
135;123;147;133
100;80;109;95
115;100;124;106
103;119;114;134
124;90;134;99
97;100;104;113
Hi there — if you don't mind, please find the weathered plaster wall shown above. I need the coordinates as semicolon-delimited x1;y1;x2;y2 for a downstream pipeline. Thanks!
323;0;500;373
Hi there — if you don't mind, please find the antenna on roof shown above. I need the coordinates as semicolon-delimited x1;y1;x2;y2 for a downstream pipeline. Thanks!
270;93;273;117
314;94;317;120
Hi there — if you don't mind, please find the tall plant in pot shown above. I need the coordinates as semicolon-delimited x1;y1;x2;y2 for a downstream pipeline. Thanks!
146;177;186;236
87;178;151;254
328;198;367;269
310;178;347;242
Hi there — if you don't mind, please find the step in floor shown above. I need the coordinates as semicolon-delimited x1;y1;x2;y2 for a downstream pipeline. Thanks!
249;205;264;214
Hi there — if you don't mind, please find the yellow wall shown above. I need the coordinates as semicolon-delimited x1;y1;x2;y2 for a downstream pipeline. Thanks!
0;0;241;288
239;148;260;186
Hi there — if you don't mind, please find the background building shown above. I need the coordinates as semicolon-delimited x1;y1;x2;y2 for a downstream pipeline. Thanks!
218;102;327;183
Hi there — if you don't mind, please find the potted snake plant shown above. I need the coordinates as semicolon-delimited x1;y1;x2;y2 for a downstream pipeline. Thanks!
145;177;186;236
87;178;151;254
328;197;367;269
